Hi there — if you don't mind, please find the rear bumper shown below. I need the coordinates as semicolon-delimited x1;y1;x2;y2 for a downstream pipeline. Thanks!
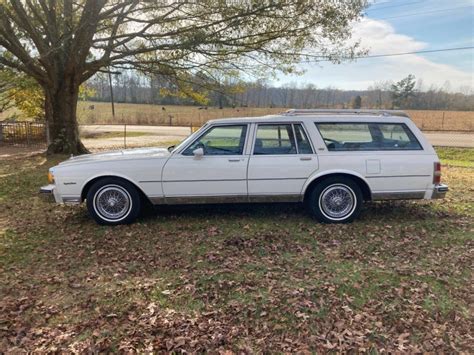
431;184;449;199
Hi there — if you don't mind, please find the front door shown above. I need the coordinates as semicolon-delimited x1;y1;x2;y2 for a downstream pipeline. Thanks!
247;123;318;200
162;124;249;202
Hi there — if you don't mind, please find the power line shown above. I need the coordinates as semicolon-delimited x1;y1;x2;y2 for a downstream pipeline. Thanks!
353;46;474;59
302;46;474;63
375;5;473;20
367;0;425;12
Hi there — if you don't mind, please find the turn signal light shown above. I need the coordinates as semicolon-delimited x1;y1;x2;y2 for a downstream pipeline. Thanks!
47;171;55;184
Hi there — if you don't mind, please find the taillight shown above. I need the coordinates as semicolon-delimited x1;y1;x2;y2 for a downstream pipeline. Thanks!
433;162;441;184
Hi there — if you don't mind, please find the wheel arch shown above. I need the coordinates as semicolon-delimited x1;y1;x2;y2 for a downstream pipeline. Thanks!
303;171;372;202
81;174;151;204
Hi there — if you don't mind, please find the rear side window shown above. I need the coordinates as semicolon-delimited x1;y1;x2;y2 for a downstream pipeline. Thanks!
294;124;313;154
254;124;297;155
316;123;422;151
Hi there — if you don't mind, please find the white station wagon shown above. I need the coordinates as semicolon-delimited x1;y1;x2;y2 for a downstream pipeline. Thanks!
41;109;448;225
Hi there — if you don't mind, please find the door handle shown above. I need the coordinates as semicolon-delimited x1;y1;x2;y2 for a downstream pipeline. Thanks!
228;158;241;162
300;157;312;161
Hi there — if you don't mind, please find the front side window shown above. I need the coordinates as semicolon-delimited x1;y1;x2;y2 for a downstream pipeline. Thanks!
183;125;247;155
254;124;297;155
316;123;422;151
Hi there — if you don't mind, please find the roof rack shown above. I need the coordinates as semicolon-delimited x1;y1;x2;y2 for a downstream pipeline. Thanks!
282;109;409;118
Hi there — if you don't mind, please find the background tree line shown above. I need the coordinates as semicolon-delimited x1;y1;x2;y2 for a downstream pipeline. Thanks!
86;72;474;111
0;0;368;154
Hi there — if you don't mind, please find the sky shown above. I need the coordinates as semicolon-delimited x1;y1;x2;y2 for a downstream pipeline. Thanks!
275;0;474;92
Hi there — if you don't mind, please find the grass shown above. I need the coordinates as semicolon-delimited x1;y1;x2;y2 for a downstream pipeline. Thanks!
437;147;474;168
0;147;472;352
406;110;474;131
74;101;284;127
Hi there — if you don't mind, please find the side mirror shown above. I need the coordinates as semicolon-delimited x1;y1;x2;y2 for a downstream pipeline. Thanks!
167;145;175;152
193;147;204;158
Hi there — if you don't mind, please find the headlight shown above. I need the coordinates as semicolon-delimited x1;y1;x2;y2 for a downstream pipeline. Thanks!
47;171;55;184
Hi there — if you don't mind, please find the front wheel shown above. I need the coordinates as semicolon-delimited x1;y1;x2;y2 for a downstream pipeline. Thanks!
307;177;363;223
86;178;141;225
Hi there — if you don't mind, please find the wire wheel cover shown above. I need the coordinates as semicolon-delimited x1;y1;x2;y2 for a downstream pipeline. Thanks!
94;185;131;221
320;184;355;219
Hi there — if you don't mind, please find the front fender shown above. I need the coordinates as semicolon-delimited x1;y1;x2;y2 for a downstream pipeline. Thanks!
80;172;151;202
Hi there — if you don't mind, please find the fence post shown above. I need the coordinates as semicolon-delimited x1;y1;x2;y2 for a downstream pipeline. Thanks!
441;112;445;130
26;122;31;146
124;124;127;149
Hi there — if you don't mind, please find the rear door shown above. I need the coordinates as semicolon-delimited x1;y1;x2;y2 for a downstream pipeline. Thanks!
247;123;318;200
314;121;432;198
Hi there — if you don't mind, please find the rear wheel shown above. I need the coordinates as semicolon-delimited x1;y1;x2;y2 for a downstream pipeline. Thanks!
307;177;363;223
86;178;141;225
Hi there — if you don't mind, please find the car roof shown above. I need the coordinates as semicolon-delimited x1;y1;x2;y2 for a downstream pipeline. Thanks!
207;113;411;125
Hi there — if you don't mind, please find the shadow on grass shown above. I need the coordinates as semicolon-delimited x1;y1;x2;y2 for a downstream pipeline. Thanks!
138;200;448;224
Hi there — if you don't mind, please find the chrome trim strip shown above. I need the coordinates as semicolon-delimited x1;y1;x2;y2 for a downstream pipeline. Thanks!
248;194;302;203
250;177;307;181
149;196;166;204
365;175;430;178
164;195;248;205
372;191;426;200
162;177;307;183
63;196;81;205
150;194;303;205
164;178;246;183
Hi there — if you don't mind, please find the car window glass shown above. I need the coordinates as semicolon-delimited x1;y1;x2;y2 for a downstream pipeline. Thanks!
254;124;297;155
183;125;247;155
316;123;422;151
294;124;313;154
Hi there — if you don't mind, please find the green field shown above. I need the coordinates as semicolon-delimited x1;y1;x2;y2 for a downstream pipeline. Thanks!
436;147;474;168
0;147;472;352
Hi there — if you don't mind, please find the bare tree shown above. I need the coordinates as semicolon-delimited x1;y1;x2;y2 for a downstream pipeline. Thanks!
0;0;367;153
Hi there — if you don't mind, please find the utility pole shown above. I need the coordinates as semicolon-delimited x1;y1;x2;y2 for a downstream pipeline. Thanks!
108;69;116;119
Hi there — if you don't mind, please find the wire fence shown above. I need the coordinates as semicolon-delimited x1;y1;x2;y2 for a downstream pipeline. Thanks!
0;121;47;148
77;107;474;132
1;110;473;152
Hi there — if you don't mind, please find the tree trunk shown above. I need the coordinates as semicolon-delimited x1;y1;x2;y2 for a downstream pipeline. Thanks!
44;79;89;155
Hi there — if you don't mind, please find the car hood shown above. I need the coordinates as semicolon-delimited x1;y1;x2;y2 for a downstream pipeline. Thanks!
58;147;171;166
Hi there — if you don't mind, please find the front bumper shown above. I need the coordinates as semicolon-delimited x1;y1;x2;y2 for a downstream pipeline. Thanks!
40;184;81;204
40;184;55;194
431;184;449;199
40;184;61;203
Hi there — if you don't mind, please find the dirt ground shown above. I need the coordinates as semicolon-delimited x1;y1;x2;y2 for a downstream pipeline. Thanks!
0;146;46;160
